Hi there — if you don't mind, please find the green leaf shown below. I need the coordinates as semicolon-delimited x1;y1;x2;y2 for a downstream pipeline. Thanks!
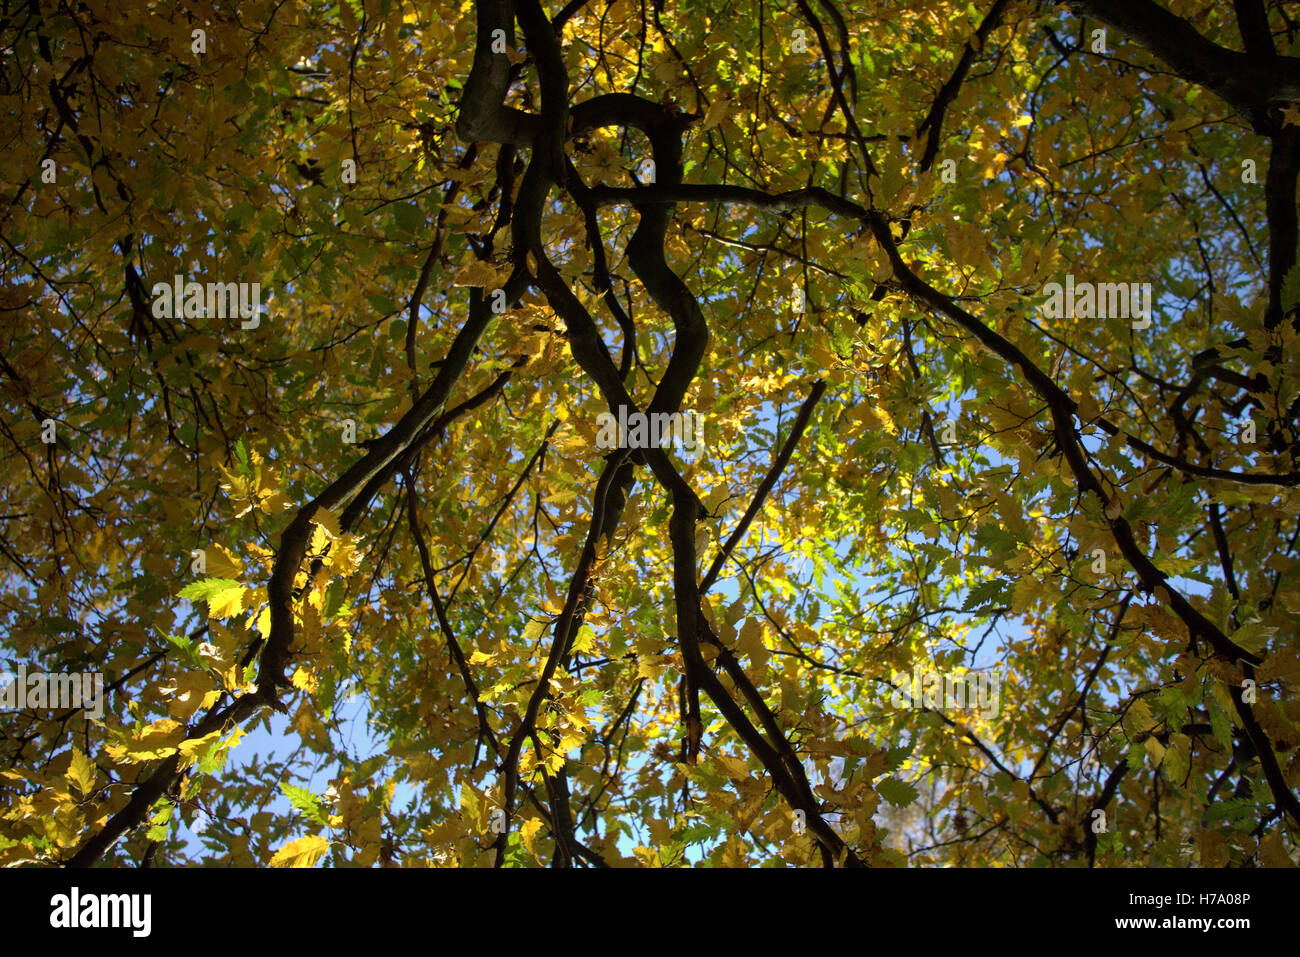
962;578;1011;612
177;578;245;619
323;580;346;619
280;782;330;827
1209;697;1233;751
973;523;1020;566
178;577;241;601
1281;263;1300;312
570;624;597;655
1229;620;1275;655
369;294;399;315
393;202;422;235
883;742;913;773
159;629;205;669
233;438;251;474
876;776;919;807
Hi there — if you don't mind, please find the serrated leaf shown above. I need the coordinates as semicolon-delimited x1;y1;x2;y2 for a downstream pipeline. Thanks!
178;578;246;619
322;580;346;619
876;776;919;807
1281;263;1300;312
178;730;222;768
205;544;243;579
570;624;597;655
312;506;341;538
269;833;331;868
883;743;913;773
177;577;241;601
1125;698;1157;737
454;258;502;288
280;782;330;827
66;748;96;795
962;578;1009;612
1230;621;1276;655
519;818;545;863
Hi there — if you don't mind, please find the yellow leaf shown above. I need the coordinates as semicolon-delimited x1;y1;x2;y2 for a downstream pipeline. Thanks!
637;657;666;681
1125;697;1156;736
875;405;897;435
1011;576;1040;614
714;753;750;780
269;833;331;868
570;626;597;655
1259;830;1294;867
207;583;245;619
1229;621;1276;655
519;818;545;863
67;748;96;795
161;671;222;720
206;544;243;579
313;506;341;538
947;220;992;273
107;717;186;762
1075;390;1100;425
291;667;318;693
701;96;729;131
309;523;331;556
178;730;222;765
453;259;501;288
737;618;768;672
143;717;185;742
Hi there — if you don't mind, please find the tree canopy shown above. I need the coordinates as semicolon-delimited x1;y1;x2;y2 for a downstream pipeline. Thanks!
2;0;1299;868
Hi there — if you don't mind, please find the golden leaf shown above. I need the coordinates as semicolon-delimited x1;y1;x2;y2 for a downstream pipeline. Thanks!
206;544;243;579
519;818;545;863
66;748;96;795
269;834;331;868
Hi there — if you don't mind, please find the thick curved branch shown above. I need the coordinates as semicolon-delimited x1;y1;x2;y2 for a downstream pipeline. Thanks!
1067;0;1300;127
455;0;539;144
